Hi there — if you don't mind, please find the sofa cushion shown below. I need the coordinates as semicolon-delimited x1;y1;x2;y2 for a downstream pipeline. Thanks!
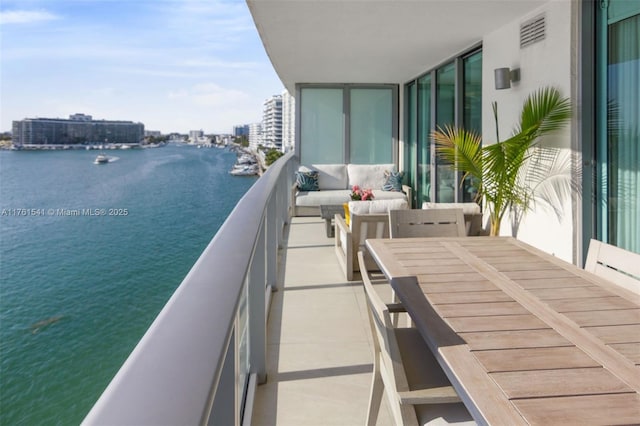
295;170;319;191
300;164;348;190
369;198;409;213
370;189;407;201
382;170;404;192
348;198;408;215
347;164;395;190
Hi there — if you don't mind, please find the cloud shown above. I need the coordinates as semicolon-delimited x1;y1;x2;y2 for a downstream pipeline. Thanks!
182;59;261;70
168;83;250;107
0;10;59;25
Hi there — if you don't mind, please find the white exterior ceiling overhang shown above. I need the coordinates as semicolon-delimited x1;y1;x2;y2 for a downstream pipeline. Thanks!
247;0;546;93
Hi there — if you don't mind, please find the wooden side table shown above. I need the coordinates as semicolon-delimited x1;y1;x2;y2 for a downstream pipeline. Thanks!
319;204;345;238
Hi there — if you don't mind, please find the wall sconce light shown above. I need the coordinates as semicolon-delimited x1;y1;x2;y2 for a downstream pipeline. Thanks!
494;67;521;90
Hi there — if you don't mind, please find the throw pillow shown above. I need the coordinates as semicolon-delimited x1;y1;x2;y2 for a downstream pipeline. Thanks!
295;170;319;191
382;170;404;192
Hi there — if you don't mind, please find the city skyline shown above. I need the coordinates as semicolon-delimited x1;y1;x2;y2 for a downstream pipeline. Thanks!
0;0;284;134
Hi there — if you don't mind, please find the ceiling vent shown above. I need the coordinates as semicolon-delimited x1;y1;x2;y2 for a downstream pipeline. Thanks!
520;14;546;48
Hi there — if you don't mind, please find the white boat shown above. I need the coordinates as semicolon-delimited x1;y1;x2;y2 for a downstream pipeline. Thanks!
94;154;109;164
229;165;259;176
237;154;256;165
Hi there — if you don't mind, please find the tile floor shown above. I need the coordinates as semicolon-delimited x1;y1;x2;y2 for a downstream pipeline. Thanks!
251;216;393;426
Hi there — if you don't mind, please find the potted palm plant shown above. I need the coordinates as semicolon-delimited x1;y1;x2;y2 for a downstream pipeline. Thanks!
433;87;571;236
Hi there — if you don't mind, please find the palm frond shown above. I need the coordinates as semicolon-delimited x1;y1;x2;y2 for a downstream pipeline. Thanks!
432;125;483;181
518;87;572;141
427;86;571;236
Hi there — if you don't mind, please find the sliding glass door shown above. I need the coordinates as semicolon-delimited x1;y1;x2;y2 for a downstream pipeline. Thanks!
596;1;640;253
350;88;393;164
404;82;418;207
436;62;456;203
404;47;482;206
298;85;397;165
299;87;344;164
417;73;432;205
462;51;483;202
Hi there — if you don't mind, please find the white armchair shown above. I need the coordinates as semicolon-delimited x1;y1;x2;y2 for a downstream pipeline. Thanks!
334;199;408;280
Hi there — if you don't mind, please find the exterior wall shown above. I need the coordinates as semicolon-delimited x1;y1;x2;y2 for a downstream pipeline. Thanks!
482;0;577;262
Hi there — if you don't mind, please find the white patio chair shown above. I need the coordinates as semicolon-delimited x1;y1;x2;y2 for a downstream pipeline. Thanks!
389;208;466;238
585;239;640;295
358;251;474;426
335;199;408;280
335;213;388;281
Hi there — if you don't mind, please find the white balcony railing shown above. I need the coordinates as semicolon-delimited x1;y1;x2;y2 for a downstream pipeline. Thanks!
83;152;296;425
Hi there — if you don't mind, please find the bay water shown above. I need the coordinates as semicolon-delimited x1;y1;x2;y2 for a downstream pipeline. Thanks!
0;145;257;424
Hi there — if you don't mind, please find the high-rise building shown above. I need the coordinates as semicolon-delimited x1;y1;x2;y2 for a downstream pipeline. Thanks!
248;122;263;150
11;114;144;146
281;90;295;153
262;95;282;149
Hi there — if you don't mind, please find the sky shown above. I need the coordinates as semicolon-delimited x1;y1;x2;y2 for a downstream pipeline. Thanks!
0;0;284;134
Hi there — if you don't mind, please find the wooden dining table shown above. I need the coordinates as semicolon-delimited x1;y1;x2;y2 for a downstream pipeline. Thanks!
365;236;640;425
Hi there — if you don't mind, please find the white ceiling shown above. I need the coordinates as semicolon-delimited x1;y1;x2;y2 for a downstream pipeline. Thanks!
247;0;546;93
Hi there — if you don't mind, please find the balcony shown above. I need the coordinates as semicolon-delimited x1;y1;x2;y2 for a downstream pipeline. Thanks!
80;149;640;424
82;153;391;425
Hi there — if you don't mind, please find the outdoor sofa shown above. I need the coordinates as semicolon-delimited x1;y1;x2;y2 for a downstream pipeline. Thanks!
292;163;412;217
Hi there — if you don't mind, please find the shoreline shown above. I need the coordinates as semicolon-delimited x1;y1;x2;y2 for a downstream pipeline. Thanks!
4;143;147;151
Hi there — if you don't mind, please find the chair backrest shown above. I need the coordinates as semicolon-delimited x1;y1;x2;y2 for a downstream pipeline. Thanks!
585;239;640;295
351;213;389;246
422;202;484;236
358;251;416;424
389;208;466;238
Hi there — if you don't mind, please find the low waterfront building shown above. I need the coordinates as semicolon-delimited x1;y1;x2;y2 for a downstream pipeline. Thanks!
233;124;250;137
11;114;144;146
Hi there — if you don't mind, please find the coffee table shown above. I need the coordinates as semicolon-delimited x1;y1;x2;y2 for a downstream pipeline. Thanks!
319;204;345;238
